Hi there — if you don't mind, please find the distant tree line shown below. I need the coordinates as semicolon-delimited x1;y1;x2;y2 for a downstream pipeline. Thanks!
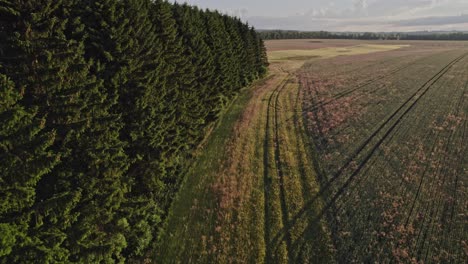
259;30;468;41
259;30;350;40
0;0;268;263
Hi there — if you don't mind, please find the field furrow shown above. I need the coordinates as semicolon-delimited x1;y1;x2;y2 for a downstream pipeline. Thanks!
303;44;468;263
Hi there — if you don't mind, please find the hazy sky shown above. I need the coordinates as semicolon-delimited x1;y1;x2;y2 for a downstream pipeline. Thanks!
175;0;468;32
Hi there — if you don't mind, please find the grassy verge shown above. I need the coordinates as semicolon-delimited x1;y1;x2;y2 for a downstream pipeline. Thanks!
155;75;274;263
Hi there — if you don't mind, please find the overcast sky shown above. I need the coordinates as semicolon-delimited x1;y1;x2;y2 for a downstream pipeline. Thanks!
174;0;468;32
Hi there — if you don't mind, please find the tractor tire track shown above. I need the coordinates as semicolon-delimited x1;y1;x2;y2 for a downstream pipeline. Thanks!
363;65;468;262
263;75;292;262
444;80;468;260
419;79;468;262
291;53;466;245
273;78;293;261
405;61;467;230
311;51;467;263
289;53;468;251
327;52;467;189
304;54;438;113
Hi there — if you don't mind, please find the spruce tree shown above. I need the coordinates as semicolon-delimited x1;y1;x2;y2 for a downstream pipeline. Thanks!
1;0;129;262
223;14;244;90
0;74;57;261
172;3;216;144
0;1;88;261
203;10;236;111
150;0;196;205
252;28;269;77
65;0;166;261
74;0;168;259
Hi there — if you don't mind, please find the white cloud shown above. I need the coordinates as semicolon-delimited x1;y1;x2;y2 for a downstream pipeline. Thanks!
247;13;468;32
178;0;468;32
353;0;368;10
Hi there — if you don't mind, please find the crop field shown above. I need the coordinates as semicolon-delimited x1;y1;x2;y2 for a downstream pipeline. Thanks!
264;39;375;51
268;44;408;61
302;42;468;262
158;40;468;263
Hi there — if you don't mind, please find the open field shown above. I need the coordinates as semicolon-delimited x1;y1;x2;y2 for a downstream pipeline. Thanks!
157;39;468;263
301;42;468;263
268;44;408;61
264;39;358;51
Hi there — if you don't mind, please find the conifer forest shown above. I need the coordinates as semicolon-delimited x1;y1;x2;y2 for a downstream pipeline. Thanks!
0;0;268;262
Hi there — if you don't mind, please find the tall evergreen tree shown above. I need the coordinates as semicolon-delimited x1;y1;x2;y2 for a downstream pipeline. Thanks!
238;22;257;83
73;0;174;259
1;0;129;262
203;10;236;109
66;0;163;261
172;3;215;144
222;14;243;91
252;28;269;77
0;1;90;261
0;74;57;261
151;0;196;204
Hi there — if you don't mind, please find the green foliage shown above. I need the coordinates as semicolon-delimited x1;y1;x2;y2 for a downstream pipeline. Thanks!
0;73;57;262
0;0;268;262
0;223;15;257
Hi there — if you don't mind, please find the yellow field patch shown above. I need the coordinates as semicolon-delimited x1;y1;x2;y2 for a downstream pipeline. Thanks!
268;44;409;61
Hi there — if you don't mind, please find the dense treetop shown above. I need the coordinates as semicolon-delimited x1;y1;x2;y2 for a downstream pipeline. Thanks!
0;0;268;262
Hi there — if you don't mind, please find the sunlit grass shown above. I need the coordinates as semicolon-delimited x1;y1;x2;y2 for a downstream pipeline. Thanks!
268;44;409;61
